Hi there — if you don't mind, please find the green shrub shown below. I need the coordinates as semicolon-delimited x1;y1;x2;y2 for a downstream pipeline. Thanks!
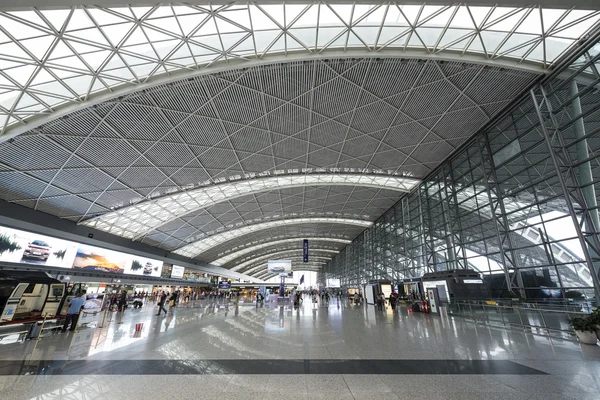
570;316;596;332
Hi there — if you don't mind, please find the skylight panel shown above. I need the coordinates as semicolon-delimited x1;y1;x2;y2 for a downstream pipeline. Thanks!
0;3;598;136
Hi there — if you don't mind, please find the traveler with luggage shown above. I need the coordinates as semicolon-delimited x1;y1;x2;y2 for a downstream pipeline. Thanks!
156;292;168;316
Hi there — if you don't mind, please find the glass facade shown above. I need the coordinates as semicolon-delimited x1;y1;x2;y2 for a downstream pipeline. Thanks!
321;34;600;300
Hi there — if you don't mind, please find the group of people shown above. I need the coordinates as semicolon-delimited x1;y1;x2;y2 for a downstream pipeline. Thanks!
375;291;400;311
155;290;182;316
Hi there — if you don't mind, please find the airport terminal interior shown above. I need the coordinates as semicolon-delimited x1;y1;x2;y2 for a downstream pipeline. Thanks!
1;0;600;398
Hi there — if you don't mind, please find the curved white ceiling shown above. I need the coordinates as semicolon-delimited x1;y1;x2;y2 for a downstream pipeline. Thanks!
173;216;372;258
80;172;418;239
251;261;326;277
212;236;351;266
1;3;599;136
233;248;338;272
240;253;334;275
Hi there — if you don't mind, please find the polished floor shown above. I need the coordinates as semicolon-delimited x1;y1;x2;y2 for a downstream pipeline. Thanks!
1;297;600;399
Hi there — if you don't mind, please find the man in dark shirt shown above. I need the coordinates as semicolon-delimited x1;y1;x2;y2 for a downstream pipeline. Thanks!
156;292;168;316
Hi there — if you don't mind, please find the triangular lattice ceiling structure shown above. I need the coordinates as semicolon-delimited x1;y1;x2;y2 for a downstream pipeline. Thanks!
1;3;599;135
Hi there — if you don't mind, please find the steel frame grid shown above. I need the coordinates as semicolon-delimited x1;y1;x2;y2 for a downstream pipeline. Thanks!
0;55;540;264
1;3;599;139
323;26;600;298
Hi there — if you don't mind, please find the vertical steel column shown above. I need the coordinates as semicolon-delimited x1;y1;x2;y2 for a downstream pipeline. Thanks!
476;133;521;294
531;86;600;300
445;164;468;269
402;197;413;274
571;80;600;231
438;174;458;269
422;184;437;272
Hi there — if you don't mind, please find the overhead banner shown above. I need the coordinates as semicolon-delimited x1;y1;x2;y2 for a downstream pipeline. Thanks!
303;239;308;262
0;225;77;268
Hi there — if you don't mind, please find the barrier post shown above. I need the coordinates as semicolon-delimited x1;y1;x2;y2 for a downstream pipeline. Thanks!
98;307;109;328
117;308;124;325
32;313;48;341
72;312;81;333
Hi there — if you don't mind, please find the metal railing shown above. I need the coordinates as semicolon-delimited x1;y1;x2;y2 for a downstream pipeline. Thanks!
445;300;590;339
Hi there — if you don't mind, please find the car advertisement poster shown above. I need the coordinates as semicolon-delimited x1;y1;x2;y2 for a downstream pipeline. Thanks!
267;260;292;275
0;225;77;268
72;245;129;274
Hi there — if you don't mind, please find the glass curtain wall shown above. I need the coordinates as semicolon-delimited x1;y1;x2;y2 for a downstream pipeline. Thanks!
321;34;600;301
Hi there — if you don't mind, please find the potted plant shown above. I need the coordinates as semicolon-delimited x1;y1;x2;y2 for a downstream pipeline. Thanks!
570;316;598;345
590;308;600;338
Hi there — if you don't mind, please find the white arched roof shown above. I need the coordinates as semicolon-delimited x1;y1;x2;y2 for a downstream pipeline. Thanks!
80;172;418;239
1;2;599;137
173;216;372;258
212;236;351;266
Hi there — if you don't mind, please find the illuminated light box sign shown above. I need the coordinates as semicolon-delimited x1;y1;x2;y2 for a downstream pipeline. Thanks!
125;255;163;277
171;265;185;279
0;225;77;268
218;281;231;289
0;224;163;278
72;245;163;278
326;278;341;288
267;260;292;276
73;245;128;274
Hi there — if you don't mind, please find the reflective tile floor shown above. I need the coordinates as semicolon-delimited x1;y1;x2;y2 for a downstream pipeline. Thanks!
1;298;600;399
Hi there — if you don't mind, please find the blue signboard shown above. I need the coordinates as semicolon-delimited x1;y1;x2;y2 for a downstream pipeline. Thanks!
303;239;308;262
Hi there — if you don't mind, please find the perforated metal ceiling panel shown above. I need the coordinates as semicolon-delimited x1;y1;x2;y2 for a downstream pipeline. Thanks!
0;57;540;266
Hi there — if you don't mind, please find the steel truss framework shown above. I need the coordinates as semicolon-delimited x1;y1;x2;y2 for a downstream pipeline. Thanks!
1;2;599;137
0;55;535;257
321;29;600;299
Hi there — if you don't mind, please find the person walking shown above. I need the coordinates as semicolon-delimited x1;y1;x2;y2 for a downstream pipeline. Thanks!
390;292;398;312
376;293;384;311
168;292;177;309
62;291;85;332
156;292;168;316
117;290;127;311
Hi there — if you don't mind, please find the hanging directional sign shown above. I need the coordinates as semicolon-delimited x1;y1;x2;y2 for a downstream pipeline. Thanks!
303;239;309;262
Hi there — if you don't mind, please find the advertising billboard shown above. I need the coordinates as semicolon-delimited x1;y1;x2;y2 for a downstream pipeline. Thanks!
72;245;129;274
171;265;185;279
0;225;77;268
267;260;292;275
124;255;163;277
326;278;341;288
0;224;164;278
